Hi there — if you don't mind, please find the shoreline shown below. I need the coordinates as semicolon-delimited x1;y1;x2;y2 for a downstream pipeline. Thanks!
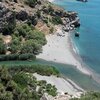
69;31;100;84
48;0;55;2
47;0;100;85
33;73;84;98
37;26;91;76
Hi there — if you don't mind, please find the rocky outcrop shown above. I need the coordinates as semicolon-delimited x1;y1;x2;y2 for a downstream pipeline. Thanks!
0;3;15;34
0;0;80;35
16;10;28;21
0;3;38;34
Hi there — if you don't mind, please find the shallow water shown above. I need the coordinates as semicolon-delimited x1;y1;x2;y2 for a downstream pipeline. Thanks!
53;0;100;84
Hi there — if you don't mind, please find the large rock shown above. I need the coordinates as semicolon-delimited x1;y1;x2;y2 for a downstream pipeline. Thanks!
16;10;28;21
55;10;63;17
0;3;9;17
28;14;38;25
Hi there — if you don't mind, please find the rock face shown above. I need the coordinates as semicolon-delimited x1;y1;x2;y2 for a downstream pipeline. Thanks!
0;3;15;34
0;0;80;35
0;3;38;34
16;10;28;21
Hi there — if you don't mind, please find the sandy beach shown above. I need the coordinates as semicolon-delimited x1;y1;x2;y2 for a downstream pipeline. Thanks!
34;73;84;98
37;26;91;75
48;0;54;2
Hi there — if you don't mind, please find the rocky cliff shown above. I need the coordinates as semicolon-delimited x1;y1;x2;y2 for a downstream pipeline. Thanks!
0;0;80;35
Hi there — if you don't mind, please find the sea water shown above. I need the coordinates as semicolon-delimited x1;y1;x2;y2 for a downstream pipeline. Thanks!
53;0;100;77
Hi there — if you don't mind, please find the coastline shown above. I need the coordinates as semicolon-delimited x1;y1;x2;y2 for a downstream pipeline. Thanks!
33;73;84;99
47;0;100;87
48;0;55;2
37;26;91;76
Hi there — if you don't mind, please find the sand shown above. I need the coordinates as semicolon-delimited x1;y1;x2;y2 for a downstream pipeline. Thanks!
48;0;55;2
37;26;91;75
33;73;84;98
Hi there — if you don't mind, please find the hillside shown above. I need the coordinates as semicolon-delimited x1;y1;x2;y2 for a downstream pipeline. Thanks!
0;65;59;100
0;0;80;61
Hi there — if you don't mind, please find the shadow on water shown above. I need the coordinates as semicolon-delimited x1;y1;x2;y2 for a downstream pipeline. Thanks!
0;59;100;91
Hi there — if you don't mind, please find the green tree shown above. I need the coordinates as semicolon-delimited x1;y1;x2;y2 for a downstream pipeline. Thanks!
21;40;42;55
0;39;6;54
10;38;21;54
25;0;37;7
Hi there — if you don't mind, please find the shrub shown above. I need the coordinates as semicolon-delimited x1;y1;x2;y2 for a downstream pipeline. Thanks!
52;16;63;25
19;53;36;60
0;40;7;54
0;54;36;61
25;0;37;7
8;64;59;76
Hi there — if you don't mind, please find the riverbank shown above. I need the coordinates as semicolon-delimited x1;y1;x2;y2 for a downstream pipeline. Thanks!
37;26;91;76
33;73;84;99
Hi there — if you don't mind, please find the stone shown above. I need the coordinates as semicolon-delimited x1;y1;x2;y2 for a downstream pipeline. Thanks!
16;10;28;21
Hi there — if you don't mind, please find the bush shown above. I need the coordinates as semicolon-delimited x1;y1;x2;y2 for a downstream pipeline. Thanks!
8;64;60;76
0;54;36;61
12;24;47;55
52;16;63;25
25;0;37;7
19;53;36;60
0;40;7;54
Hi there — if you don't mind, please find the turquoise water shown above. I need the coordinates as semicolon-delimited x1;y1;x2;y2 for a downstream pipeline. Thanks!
54;0;100;75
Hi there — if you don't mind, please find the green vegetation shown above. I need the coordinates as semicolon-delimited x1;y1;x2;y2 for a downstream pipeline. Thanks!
3;11;16;35
25;0;37;7
0;38;6;54
0;54;36;61
11;24;47;55
71;92;100;100
8;64;60;76
0;65;58;100
52;16;63;25
0;23;47;61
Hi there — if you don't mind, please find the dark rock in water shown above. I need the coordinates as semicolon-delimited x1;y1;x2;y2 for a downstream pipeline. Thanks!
75;32;80;37
76;0;88;2
73;21;80;28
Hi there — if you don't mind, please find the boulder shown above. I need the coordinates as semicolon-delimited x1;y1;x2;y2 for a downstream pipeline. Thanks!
55;10;63;17
16;10;28;21
0;3;9;17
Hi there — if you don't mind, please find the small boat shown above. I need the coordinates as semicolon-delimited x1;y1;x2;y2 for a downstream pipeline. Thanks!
75;32;80;37
76;0;88;2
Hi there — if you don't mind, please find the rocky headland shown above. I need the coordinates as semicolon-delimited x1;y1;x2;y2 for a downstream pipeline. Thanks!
0;0;80;35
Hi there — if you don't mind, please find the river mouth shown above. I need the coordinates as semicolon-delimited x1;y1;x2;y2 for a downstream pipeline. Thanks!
0;59;100;91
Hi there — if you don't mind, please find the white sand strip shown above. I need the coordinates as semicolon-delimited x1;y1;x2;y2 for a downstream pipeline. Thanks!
48;0;55;2
33;73;84;98
37;26;91;75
